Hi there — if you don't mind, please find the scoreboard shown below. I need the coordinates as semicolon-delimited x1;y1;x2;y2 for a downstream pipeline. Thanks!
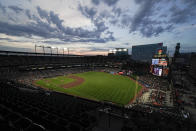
150;49;169;77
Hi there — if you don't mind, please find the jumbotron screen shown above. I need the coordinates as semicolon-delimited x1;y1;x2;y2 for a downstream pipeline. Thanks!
162;67;169;76
158;58;167;66
153;67;162;76
152;58;167;66
152;59;159;65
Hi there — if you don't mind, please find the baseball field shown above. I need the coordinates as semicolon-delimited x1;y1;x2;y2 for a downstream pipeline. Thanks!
35;71;142;105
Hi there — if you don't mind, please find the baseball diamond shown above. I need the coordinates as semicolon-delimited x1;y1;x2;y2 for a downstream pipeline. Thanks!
35;71;142;105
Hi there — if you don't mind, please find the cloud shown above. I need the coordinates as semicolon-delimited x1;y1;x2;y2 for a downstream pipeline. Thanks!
102;0;119;6
8;6;23;13
78;5;97;19
0;37;29;43
78;5;115;41
139;24;173;37
130;0;158;32
0;21;54;38
182;0;196;7
0;5;115;43
112;7;122;17
0;2;6;13
169;5;196;24
25;9;32;19
126;0;176;37
121;14;132;27
91;0;119;6
36;6;51;24
89;47;109;52
91;0;100;5
0;38;11;41
109;19;118;25
0;44;33;52
123;43;129;45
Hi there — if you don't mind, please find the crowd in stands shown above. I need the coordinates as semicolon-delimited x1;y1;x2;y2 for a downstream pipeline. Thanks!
0;65;193;130
150;90;166;106
15;67;100;85
138;74;169;91
0;80;99;130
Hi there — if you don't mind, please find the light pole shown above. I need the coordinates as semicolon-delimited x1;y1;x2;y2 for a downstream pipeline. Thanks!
35;44;37;54
35;45;45;55
42;45;45;54
63;48;69;56
51;47;58;55
63;48;66;56
45;46;52;55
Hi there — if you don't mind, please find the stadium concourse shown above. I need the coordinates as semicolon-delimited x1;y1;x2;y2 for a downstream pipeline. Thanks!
0;50;194;131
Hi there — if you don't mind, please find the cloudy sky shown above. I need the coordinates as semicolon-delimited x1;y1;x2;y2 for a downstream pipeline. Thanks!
0;0;196;55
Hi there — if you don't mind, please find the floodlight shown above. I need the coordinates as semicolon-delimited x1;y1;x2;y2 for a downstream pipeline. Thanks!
51;46;56;49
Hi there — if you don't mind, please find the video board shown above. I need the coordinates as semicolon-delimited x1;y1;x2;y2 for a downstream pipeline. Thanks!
152;59;159;65
152;58;167;66
162;67;169;76
151;48;168;77
153;67;162;76
158;58;167;66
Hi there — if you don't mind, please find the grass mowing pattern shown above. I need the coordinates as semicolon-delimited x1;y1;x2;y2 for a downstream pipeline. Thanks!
36;76;74;92
35;72;142;105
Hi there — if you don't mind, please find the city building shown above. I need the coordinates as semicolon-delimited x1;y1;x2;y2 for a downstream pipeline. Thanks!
132;43;167;62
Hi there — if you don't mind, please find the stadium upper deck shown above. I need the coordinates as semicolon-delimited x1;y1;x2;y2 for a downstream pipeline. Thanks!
0;50;128;69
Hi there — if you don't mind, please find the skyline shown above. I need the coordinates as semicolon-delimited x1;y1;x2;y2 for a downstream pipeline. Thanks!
0;0;196;55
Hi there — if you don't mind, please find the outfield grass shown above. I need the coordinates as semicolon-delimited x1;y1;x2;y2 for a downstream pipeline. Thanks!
35;72;142;105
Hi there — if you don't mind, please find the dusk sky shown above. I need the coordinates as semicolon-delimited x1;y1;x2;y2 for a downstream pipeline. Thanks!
0;0;196;55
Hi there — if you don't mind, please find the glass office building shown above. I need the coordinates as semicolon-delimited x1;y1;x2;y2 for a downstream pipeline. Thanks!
132;43;167;63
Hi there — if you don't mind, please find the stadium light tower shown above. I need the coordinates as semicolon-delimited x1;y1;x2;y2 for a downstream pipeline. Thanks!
41;45;45;54
34;40;36;54
63;48;69;56
63;48;67;56
45;46;52;55
64;48;69;55
35;44;45;55
51;47;58;55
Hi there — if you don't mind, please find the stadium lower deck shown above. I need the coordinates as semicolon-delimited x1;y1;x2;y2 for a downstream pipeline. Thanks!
0;51;195;131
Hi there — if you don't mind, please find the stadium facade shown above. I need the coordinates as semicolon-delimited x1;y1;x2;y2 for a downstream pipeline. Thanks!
132;43;167;63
